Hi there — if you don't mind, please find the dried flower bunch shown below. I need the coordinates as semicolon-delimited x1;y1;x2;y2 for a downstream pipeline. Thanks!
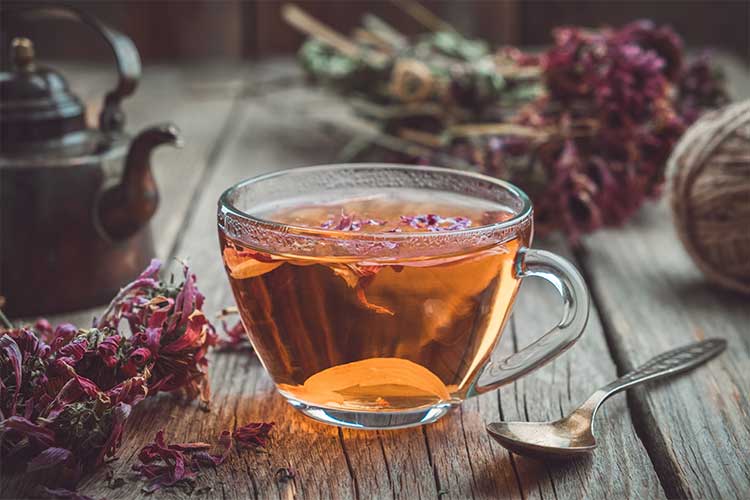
95;260;217;403
0;260;269;495
284;4;730;241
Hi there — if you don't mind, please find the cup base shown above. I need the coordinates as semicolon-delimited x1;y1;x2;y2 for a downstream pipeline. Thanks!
286;398;456;430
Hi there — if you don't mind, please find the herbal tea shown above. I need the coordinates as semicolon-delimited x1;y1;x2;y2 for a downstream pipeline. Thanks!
219;189;530;412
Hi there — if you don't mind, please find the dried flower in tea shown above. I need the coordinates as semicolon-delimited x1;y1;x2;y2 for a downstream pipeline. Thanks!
398;214;472;231
223;248;284;279
320;212;387;231
215;308;253;352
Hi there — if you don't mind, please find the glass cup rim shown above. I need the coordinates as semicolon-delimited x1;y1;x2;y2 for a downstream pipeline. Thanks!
218;163;533;243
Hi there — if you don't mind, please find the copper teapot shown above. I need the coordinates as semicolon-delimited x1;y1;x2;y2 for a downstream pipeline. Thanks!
0;6;182;317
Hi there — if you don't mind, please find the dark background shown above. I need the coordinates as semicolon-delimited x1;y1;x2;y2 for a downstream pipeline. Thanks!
2;1;749;63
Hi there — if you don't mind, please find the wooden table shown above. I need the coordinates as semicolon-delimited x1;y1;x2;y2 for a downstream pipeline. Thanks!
6;57;750;499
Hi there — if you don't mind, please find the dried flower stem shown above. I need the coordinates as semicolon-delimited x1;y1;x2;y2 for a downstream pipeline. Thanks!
96;277;155;328
0;308;13;330
362;14;407;49
353;127;474;170
353;28;395;53
389;0;457;33
449;123;551;140
397;128;445;148
282;4;387;66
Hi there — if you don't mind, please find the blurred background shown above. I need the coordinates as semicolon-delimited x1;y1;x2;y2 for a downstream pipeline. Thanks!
3;0;748;63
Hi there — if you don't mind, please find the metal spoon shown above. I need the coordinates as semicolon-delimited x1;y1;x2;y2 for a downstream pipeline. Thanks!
486;338;726;459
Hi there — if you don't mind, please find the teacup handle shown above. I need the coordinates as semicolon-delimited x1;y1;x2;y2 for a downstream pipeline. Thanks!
472;247;590;394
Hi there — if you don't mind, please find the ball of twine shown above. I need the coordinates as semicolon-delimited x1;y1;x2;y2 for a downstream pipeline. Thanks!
667;99;750;294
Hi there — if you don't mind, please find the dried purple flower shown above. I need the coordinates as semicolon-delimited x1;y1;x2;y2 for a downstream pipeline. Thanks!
133;430;198;493
233;422;274;449
544;26;596;100
146;310;215;404
1;329;51;420
27;447;74;473
192;430;232;467
618;20;684;81
534;140;601;240
0;334;24;419
133;428;238;493
677;53;730;124
0;258;219;495
96;260;217;404
595;41;667;126
96;335;120;369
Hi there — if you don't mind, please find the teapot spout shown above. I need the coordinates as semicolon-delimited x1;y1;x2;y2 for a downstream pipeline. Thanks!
97;123;182;241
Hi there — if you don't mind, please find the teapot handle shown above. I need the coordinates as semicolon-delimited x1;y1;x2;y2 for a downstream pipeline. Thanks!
2;4;140;132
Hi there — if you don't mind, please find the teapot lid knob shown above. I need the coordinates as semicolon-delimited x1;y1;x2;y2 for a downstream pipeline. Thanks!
11;37;35;71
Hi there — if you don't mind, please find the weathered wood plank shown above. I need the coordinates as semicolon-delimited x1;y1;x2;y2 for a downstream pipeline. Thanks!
505;238;665;498
77;88;363;500
575;61;750;499
579;204;750;499
419;236;664;499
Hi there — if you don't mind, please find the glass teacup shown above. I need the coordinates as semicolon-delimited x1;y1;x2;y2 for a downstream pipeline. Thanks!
218;164;589;429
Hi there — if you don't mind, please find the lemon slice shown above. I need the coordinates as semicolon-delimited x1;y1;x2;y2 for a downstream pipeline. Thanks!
289;358;451;409
223;248;283;279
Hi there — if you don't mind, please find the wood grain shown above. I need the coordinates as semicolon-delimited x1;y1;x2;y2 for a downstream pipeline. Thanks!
576;69;750;499
579;204;750;499
419;235;663;499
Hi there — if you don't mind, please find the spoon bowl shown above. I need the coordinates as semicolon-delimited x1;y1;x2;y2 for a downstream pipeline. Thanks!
487;413;596;459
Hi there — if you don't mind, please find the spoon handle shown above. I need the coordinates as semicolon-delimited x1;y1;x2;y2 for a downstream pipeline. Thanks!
600;338;726;396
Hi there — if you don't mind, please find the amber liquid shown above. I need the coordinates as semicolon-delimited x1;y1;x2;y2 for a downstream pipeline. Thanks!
219;190;530;412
